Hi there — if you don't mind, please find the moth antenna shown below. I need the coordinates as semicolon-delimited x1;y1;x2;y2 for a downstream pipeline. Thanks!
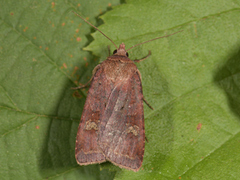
72;11;118;49
126;30;183;51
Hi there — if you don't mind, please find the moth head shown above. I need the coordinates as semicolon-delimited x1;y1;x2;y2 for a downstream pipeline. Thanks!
113;43;129;57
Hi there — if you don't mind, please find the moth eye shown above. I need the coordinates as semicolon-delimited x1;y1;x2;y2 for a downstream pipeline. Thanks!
113;49;117;54
126;52;129;57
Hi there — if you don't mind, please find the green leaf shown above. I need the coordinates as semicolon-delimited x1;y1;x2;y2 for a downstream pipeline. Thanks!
1;0;240;180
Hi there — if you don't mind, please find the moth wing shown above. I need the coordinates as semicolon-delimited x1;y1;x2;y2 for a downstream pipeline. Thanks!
98;71;145;171
75;65;111;165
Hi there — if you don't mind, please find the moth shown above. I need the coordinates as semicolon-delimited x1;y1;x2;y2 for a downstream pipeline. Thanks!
73;11;182;171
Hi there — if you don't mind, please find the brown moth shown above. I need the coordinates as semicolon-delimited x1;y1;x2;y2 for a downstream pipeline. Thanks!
73;11;182;171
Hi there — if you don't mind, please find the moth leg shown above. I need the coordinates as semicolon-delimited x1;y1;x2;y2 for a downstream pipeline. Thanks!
143;97;154;110
133;50;151;63
71;80;91;89
72;64;101;90
145;136;149;143
135;69;154;110
108;45;111;56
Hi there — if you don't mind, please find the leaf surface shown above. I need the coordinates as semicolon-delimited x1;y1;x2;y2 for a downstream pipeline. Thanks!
1;0;240;180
